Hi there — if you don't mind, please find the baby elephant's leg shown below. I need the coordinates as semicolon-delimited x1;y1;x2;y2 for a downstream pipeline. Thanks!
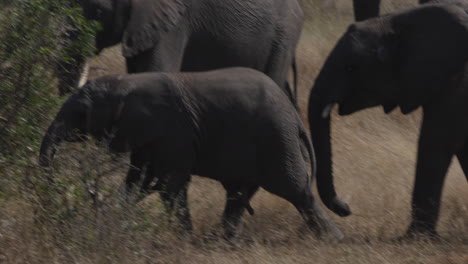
159;171;193;235
261;171;343;240
292;189;344;240
221;183;259;240
128;163;164;203
123;150;150;201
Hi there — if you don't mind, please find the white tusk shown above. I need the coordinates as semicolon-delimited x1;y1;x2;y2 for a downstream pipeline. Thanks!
77;59;90;88
321;103;334;118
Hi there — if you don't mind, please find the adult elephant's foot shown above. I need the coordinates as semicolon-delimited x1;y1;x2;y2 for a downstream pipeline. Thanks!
176;224;194;240
394;224;441;242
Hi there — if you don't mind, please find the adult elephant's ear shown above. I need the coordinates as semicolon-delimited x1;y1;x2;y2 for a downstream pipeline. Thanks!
122;0;185;57
392;4;468;113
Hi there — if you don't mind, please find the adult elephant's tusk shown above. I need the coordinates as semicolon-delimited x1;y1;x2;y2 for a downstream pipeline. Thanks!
78;59;90;88
321;103;334;119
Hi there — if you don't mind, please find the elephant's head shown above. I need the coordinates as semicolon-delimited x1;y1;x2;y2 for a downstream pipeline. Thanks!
57;0;185;94
75;0;185;57
75;0;130;53
308;3;468;216
39;75;177;167
39;79;125;167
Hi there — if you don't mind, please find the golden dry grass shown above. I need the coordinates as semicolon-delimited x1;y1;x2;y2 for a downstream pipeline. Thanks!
0;1;467;263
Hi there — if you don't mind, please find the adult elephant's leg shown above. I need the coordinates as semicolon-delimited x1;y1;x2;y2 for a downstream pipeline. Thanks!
159;172;193;234
125;29;188;73
353;0;381;21
407;112;460;237
221;183;259;240
265;46;297;107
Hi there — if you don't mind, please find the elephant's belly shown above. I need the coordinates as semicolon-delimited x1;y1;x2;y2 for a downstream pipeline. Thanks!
194;148;259;184
181;33;271;72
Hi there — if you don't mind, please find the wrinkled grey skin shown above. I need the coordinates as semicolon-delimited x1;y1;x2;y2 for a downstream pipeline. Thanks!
39;68;343;240
66;0;304;104
308;2;468;238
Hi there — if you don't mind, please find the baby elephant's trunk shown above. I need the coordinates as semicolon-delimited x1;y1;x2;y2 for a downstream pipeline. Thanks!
39;120;65;167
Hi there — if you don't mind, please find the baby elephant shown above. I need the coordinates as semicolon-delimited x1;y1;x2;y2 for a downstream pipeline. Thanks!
39;67;343;240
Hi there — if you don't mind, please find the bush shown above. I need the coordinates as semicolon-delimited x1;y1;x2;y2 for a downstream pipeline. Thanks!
0;0;97;191
0;0;104;253
0;4;169;261
0;0;97;157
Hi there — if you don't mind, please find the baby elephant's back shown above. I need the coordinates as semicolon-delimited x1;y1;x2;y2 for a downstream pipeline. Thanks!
176;68;300;134
173;68;303;181
179;67;296;118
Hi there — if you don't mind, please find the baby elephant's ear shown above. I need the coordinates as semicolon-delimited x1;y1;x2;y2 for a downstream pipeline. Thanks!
122;0;186;57
375;34;400;64
110;91;165;151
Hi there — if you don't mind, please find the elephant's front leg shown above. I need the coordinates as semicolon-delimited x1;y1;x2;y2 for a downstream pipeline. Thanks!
159;172;193;235
407;111;463;237
265;46;297;107
124;150;152;201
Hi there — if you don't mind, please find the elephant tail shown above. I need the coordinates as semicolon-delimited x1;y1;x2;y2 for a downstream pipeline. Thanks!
284;56;299;109
299;127;317;183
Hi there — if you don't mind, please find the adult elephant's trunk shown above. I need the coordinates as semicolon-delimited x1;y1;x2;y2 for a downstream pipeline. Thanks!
308;87;351;217
39;120;65;167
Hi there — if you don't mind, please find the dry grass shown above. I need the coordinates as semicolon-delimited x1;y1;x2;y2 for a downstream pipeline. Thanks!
1;1;467;263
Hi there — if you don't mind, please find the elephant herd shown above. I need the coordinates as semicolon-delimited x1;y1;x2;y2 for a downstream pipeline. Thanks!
40;0;468;241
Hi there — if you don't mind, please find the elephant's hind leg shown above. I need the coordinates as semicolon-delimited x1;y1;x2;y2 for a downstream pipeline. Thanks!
261;178;343;240
290;189;343;240
265;43;296;105
221;183;259;240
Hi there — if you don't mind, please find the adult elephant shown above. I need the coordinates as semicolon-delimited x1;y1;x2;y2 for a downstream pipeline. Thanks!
63;0;304;104
352;0;445;21
308;2;468;238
